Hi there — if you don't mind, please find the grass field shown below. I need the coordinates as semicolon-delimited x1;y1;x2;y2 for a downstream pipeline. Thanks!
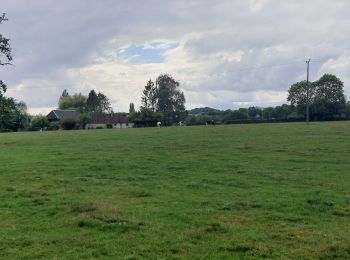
0;122;350;259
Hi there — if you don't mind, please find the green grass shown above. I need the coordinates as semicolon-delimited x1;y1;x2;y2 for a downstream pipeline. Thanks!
0;122;350;259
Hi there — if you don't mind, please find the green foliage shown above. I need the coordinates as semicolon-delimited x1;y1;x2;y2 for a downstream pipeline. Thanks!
129;103;135;114
86;90;112;113
0;13;12;66
156;74;186;124
59;93;87;112
78;113;90;129
0;13;12;97
186;104;306;125
31;115;49;128
0;123;350;258
139;74;186;125
287;74;346;119
60;118;77;130
141;79;156;111
0;80;6;98
0;128;12;132
313;74;346;117
343;102;350;117
130;110;164;127
47;124;59;131
0;14;29;132
0;97;30;131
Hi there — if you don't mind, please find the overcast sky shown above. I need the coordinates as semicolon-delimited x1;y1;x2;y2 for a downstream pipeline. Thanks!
1;0;350;114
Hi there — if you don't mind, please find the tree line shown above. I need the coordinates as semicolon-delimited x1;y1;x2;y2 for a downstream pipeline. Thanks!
185;74;349;125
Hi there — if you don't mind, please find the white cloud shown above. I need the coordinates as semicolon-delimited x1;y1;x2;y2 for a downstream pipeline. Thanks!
1;0;350;113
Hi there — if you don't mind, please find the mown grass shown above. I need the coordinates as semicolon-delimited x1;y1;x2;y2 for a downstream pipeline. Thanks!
0;122;350;259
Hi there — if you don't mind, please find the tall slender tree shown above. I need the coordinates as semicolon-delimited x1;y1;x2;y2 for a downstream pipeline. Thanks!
0;13;12;98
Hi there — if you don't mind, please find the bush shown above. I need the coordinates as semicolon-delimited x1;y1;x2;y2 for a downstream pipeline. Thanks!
27;127;41;131
31;115;49;128
0;129;13;133
60;119;76;130
47;124;59;131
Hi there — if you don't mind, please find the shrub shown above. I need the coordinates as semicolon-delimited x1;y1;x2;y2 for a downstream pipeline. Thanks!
60;119;76;130
47;124;59;131
0;129;13;133
78;113;90;129
27;127;41;131
31;115;49;128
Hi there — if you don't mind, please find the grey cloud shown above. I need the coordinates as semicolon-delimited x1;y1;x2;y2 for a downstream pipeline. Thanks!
1;0;350;112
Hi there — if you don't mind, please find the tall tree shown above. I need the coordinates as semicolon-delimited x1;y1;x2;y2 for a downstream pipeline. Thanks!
61;89;70;98
287;74;346;119
97;92;112;113
0;13;12;98
0;97;30;131
0;13;12;66
141;79;156;112
0;80;6;98
86;90;112;113
154;74;186;124
86;90;99;112
58;93;87;112
287;80;316;117
313;74;346;117
129;103;135;114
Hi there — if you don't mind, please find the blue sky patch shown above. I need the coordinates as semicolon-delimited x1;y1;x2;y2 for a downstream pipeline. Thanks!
119;41;179;64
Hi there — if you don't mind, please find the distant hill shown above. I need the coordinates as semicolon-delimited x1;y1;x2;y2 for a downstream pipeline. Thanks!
188;107;222;115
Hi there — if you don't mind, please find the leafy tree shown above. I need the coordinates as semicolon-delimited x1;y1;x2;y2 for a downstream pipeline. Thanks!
0;14;29;131
60;118;76;130
86;90;112;113
248;106;262;119
0;80;6;98
139;75;186;125
287;80;316;117
1;13;12;98
129;103;135;114
288;74;346;119
86;90;99;112
78;113;90;129
343;102;350;118
0;98;30;131
313;74;346;118
97;92;112;113
262;107;274;120
58;93;87;112
141;79;156;112
61;89;69;98
0;13;12;66
155;74;186;124
31;115;49;128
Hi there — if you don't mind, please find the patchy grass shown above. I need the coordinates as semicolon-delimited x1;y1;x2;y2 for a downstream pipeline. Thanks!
0;122;350;258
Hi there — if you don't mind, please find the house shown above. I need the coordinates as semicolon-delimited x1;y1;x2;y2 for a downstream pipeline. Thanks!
46;110;134;129
86;112;134;129
47;110;81;123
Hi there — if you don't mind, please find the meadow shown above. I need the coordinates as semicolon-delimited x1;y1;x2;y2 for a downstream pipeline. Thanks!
0;122;349;259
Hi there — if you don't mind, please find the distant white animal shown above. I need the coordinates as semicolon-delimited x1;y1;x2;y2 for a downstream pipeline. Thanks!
157;121;162;127
179;121;183;126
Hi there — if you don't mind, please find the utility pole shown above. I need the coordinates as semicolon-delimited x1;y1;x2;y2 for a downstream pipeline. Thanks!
306;59;311;124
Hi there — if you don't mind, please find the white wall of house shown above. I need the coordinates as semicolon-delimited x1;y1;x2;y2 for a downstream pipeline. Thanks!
86;123;134;129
